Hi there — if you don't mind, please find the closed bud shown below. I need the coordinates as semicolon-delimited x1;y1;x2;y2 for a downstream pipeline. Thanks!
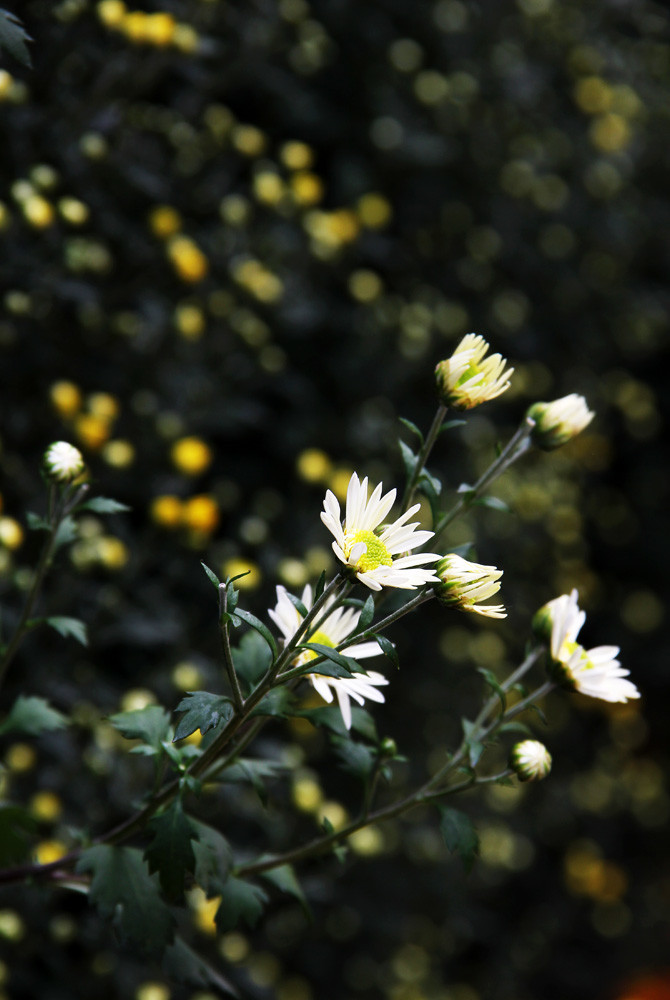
510;740;552;782
379;737;397;758
42;441;85;483
527;394;594;450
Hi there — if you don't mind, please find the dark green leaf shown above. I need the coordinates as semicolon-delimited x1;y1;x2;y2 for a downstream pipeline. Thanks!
399;440;418;482
0;695;67;737
461;718;485;767
109;705;171;750
173;692;233;742
295;705;378;742
285;591;309;619
356;595;375;633
232;630;272;694
331;735;375;780
261;864;311;916
43;616;88;647
230;608;277;658
314;571;326;601
0;804;36;866
219;758;284;804
369;633;398;669
497;720;531;737
456;482;476;498
248;687;296;719
26;511;51;532
215;876;268;933
296;643;355;676
398;416;424;445
478;668;506;712
190;821;232;896
54;516;78;550
80;497;131;514
145;800;196;902
77;845;174;955
438;807;479;873
439;419;466;434
200;561;220;589
163;937;240;997
417;468;442;523
0;8;32;66
472;495;511;513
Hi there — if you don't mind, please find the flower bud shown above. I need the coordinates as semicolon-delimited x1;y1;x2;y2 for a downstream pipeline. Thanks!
434;553;506;619
510;740;552;782
42;441;85;483
526;394;594;451
435;333;513;411
379;737;397;758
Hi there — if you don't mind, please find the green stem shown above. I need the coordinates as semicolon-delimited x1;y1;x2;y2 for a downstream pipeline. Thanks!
434;416;534;543
219;585;244;713
401;404;448;512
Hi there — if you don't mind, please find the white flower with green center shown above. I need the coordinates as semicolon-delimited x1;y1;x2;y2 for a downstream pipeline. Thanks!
536;589;639;703
268;583;388;729
42;441;85;483
320;473;441;591
434;333;513;410
434;553;507;619
510;740;552;782
527;394;594;450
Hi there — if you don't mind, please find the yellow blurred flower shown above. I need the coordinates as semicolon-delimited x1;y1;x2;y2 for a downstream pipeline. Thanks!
171;436;213;475
357;192;392;228
151;494;184;528
97;536;129;569
173;23;199;53
97;0;127;27
22;195;55;228
74;414;111;450
0;517;24;550
149;205;182;239
174;303;206;340
5;743;36;772
222;557;261;589
280;141;314;170
182;494;219;534
290;172;324;205
143;12;176;46
87;392;119;421
35;840;68;865
296;448;332;483
30;791;63;823
58;197;89;225
102;440;135;468
167;236;209;283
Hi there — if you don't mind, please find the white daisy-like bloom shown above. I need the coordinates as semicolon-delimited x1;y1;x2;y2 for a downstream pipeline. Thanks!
434;333;513;411
434;553;507;619
527;394;594;450
320;473;441;591
535;589;640;704
268;583;388;729
42;441;85;483
510;740;552;782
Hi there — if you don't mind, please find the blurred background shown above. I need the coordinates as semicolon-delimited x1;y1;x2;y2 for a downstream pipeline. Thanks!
0;0;668;998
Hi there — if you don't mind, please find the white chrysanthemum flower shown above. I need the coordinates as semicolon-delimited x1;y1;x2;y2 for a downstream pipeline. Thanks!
434;553;507;619
269;583;388;729
527;394;594;450
434;334;513;410
510;740;552;781
320;473;441;591
42;441;85;483
535;589;639;703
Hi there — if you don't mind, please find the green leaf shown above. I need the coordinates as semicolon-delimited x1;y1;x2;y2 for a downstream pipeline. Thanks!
416;469;442;524
200;561;220;589
0;804;37;865
285;591;309;619
356;594;375;633
261;864;311;916
295;705;378;742
472;495;511;513
26;511;51;532
399;440;418;482
368;633;399;669
145;800;197;902
43;616;88;647
80;497;132;514
0;695;67;737
189;820;232;896
109;705;171;750
248;687;296;719
173;692;233;742
219;758;284;804
0;8;32;66
398;416;424;445
230;608;278;658
215;876;268;933
438;806;479;873
439;419;466;434
461;718;485;768
163;937;240;997
295;643;355;676
478;668;506;712
331;735;375;780
314;571;326;601
77;845;174;955
497;720;531;737
54;516;78;550
232;630;272;694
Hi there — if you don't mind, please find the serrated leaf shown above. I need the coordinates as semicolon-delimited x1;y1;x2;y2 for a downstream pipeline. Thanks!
230;608;277;658
109;705;171;750
145;799;196;902
0;695;67;737
44;616;88;647
190;820;232;896
219;758;284;805
232;631;272;694
472;495;511;513
438;806;479;873
478;668;506;712
285;591;309;619
200;561;220;589
248;687;296;719
26;511;51;532
80;497;131;514
0;804;37;865
399;440;418;482
77;845;174;955
398;416;424;445
0;8;32;66
163;936;240;997
331;734;375;780
261;864;311;916
173;692;233;742
215;876;268;933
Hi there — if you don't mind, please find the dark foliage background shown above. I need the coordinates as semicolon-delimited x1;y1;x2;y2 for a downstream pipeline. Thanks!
1;1;668;998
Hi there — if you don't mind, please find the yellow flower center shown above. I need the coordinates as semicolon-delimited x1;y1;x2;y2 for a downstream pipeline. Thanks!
560;640;593;671
349;529;393;573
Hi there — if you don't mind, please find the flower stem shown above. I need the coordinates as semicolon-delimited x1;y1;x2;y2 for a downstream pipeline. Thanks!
401;404;448;513
219;584;244;713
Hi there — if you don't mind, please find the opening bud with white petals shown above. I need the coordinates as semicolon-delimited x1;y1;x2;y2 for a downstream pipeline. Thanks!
42;441;85;484
434;333;513;411
510;740;552;782
434;553;506;619
527;394;594;451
